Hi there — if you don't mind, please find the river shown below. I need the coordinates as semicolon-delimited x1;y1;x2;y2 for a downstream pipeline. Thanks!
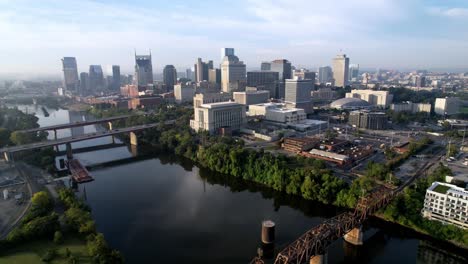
9;104;468;263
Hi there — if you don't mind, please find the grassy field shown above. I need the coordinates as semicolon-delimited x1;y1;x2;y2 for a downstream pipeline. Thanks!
0;237;91;264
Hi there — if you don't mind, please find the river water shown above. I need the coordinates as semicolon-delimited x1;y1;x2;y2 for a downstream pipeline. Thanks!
10;104;468;264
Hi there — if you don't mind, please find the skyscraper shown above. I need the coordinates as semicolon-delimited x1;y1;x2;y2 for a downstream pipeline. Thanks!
208;68;221;84
285;78;313;113
332;54;350;87
134;52;153;90
185;68;193;80
112;65;121;91
88;65;104;93
163;65;177;89
349;64;359;81
261;62;271;71
270;59;292;80
79;72;88;95
194;58;213;83
221;48;235;59
318;66;333;84
247;71;279;98
221;53;246;93
61;57;79;92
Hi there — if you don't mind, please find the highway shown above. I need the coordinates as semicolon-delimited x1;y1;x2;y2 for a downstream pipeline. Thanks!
1;120;175;154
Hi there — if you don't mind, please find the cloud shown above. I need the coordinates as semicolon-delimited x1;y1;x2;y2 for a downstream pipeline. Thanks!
427;7;468;18
0;0;467;75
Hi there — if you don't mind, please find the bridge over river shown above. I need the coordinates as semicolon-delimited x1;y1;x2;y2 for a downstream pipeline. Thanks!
1;120;175;161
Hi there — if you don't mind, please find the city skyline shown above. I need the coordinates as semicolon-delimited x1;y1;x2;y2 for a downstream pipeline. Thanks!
1;0;468;76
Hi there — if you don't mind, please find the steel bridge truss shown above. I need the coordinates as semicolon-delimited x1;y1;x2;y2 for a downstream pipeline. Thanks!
273;187;397;264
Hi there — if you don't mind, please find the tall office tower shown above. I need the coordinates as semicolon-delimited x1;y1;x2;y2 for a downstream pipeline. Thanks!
79;72;89;95
332;54;350;87
112;65;121;91
293;69;316;81
134;52;154;90
261;62;271;71
349;64;359;81
414;75;426;87
194;58;213;83
208;68;221;84
270;59;292;80
185;68;193;80
221;48;235;60
221;54;246;93
247;71;279;98
285;78;314;113
88;65;104;93
163;65;177;89
318;66;333;84
61;57;79;92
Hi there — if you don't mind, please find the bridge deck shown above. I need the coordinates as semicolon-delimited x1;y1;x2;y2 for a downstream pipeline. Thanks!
1;120;174;154
17;114;139;133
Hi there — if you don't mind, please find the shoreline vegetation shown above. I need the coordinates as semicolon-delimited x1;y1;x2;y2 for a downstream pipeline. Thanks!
0;104;123;263
85;104;468;249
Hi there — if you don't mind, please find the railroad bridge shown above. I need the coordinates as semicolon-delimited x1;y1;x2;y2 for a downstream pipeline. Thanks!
252;186;398;264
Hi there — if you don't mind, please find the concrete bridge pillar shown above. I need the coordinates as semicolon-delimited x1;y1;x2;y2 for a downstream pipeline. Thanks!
344;226;364;246
310;253;328;264
129;132;138;146
53;129;57;140
130;144;138;157
66;143;73;160
108;121;113;131
3;152;11;162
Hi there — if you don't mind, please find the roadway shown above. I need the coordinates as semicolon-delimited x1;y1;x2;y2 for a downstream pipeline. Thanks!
17;114;142;133
1;120;175;154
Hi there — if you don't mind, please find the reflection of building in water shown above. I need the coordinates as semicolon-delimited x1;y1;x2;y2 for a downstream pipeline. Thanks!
417;240;467;264
69;111;85;137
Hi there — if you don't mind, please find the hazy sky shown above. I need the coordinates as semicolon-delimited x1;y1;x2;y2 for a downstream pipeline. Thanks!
1;0;468;76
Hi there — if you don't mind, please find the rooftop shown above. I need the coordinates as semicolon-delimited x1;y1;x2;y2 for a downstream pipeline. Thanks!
200;101;241;109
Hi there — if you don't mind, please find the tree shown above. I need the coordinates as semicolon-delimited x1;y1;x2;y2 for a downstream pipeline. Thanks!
31;191;54;213
0;128;10;147
53;230;63;244
9;131;33;145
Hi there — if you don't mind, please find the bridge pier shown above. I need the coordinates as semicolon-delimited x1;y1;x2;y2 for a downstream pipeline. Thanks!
130;144;138;157
53;129;57;140
310;253;328;264
129;132;138;146
344;226;364;246
66;143;73;160
3;152;11;162
108;121;113;131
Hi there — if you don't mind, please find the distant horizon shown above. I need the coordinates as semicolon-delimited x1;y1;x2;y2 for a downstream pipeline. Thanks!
1;65;468;82
1;0;468;76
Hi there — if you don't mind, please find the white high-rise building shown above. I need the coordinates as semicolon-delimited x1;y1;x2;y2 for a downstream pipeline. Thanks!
221;53;246;93
332;54;350;87
190;101;246;135
422;182;468;229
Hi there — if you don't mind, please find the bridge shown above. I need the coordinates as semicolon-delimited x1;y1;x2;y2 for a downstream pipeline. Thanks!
250;152;439;264
1;120;174;161
272;187;397;264
16;114;145;138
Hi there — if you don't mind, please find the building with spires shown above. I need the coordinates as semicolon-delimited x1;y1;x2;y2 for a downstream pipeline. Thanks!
134;52;154;90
